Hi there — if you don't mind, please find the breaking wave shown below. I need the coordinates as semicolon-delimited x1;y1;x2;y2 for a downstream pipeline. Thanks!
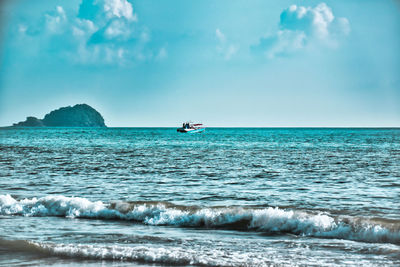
0;238;269;266
1;194;399;245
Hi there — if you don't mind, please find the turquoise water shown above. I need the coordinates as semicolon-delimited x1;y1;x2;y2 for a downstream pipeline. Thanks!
0;128;399;266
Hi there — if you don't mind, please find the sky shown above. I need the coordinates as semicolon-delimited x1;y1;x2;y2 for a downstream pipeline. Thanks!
0;0;399;127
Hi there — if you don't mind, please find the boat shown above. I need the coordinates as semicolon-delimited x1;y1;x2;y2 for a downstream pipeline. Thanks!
177;122;205;133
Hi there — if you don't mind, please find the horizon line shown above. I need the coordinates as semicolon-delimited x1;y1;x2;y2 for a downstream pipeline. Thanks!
1;126;399;129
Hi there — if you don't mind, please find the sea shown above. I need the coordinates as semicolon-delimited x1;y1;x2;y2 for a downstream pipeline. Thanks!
0;127;399;266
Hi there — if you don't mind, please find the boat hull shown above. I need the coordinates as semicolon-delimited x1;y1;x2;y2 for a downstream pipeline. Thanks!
177;128;205;133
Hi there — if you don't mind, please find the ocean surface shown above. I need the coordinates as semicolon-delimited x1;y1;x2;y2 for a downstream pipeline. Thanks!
0;127;399;266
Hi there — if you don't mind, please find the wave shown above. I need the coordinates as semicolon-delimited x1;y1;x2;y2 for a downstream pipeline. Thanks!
0;238;270;266
1;194;399;245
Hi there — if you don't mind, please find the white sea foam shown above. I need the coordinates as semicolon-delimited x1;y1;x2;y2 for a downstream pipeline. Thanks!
1;194;399;245
2;239;273;266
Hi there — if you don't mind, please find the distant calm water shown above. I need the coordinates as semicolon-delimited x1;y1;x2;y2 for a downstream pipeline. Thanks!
0;128;399;266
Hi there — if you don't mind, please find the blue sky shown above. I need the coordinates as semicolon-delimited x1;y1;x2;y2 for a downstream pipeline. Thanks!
0;0;399;127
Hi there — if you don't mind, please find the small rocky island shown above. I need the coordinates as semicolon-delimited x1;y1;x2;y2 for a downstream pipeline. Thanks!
13;104;106;127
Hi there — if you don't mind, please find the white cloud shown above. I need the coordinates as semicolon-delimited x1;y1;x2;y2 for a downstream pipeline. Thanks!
19;0;164;65
72;19;97;37
337;17;350;36
215;28;238;60
140;30;150;43
56;6;66;17
75;0;138;43
104;20;131;39
265;30;306;58
156;47;168;60
45;6;67;33
18;24;27;34
254;2;350;58
103;0;137;21
216;28;226;43
117;48;125;59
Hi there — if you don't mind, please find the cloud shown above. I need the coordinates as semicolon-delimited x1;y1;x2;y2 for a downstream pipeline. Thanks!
103;0;137;21
156;47;168;60
18;24;28;34
253;3;350;58
103;19;132;40
77;0;136;22
216;28;226;43
215;28;238;60
44;6;67;33
72;19;97;37
18;0;164;65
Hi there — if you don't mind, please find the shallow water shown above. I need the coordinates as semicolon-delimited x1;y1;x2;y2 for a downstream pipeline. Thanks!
0;128;399;266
